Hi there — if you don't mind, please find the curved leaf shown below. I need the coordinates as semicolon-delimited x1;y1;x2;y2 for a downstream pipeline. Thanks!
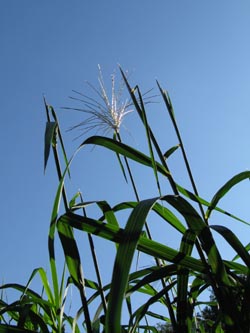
129;286;174;333
113;201;186;234
211;225;250;267
206;171;250;219
177;183;250;226
163;195;231;286
81;136;170;177
56;220;83;288
163;144;180;159
105;197;159;333
126;264;178;296
58;211;206;272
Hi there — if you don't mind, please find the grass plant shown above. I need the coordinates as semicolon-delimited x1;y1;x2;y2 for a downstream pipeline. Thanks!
1;68;250;333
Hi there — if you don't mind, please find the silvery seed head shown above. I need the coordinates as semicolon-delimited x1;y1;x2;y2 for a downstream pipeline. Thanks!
67;65;133;138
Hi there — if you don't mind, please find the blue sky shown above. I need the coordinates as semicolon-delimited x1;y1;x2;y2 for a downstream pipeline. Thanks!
1;0;250;325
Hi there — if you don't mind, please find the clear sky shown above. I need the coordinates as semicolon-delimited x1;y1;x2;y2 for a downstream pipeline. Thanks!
1;0;250;324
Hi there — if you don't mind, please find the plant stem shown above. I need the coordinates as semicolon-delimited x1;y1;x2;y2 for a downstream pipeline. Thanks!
80;193;107;314
44;98;93;333
116;132;177;330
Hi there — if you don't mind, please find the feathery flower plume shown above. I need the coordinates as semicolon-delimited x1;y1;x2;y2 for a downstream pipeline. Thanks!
66;65;134;138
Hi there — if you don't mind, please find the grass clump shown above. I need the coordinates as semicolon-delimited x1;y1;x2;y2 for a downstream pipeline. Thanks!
1;67;250;333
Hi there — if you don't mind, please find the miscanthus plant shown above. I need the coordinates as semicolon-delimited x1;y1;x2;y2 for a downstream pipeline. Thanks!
1;67;250;333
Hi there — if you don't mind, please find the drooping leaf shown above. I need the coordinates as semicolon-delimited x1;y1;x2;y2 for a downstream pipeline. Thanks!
58;211;206;272
126;264;178;296
81;135;169;177
113;201;186;234
97;201;120;228
163;195;231;285
211;225;250;267
57;220;84;288
232;242;250;262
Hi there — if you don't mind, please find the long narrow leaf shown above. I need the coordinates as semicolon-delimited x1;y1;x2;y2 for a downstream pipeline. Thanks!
210;225;250;267
176;230;196;332
0;324;39;333
177;183;250;226
120;68;178;195
49;105;71;178
81;135;169;177
112;201;186;234
105;197;159;333
163;195;231;286
163;144;180;159
56;220;84;288
44;121;57;173
136;86;162;195
129;286;174;333
58;211;206;272
206;171;250;219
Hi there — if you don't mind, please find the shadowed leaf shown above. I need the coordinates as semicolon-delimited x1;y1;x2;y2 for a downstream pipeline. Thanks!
44;121;57;172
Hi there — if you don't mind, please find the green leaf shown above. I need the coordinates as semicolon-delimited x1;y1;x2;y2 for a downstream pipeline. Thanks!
97;201;120;228
177;183;250;226
206;171;250;219
24;267;55;306
120;68;178;194
113;132;128;183
105;197;159;333
113;201;186;234
49;105;71;178
126;264;178;296
136;86;162;195
211;225;250;266
163;144;180;159
44;121;57;172
163;195;231;286
129;286;174;333
57;220;84;288
58;211;206;272
232;242;250;262
176;230;196;332
81;135;170;177
69;191;81;209
0;324;39;333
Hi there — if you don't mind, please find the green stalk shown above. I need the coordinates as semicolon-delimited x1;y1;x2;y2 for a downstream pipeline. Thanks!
114;133;177;331
44;99;92;333
79;193;107;315
44;97;68;211
157;84;206;222
119;68;178;195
